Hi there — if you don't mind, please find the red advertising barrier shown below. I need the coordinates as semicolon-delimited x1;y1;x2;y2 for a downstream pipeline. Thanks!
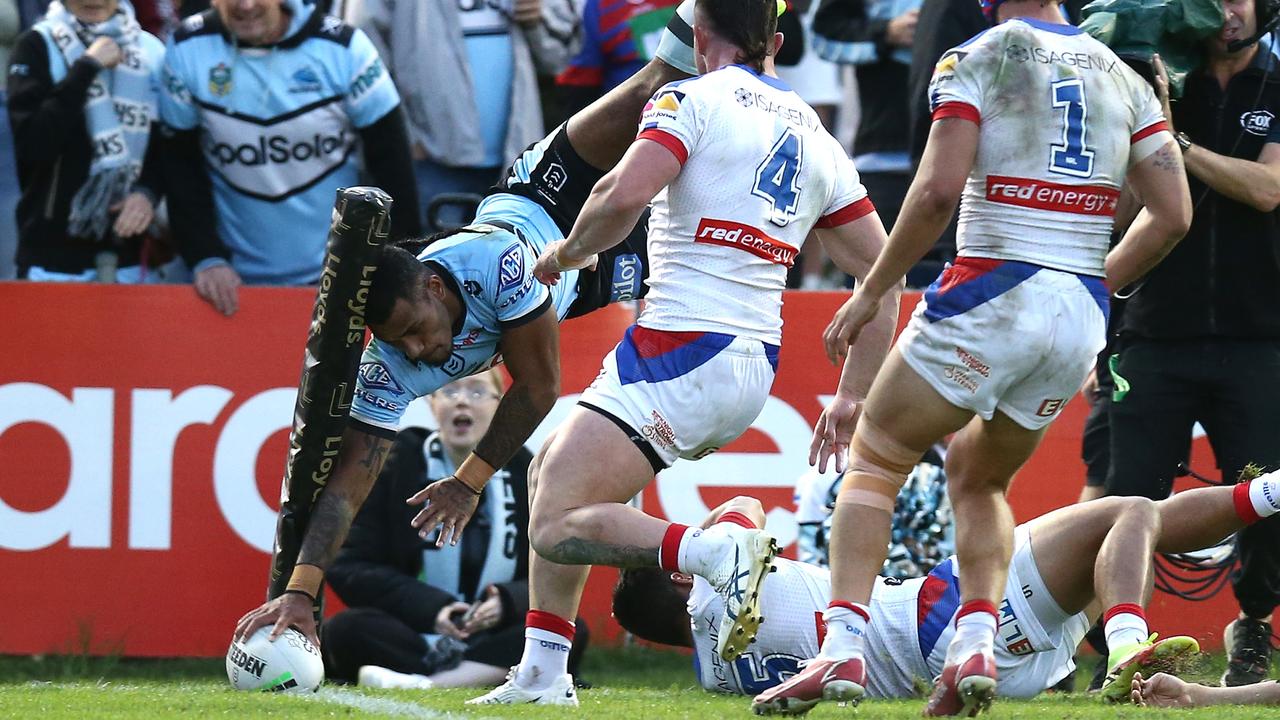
0;283;1238;658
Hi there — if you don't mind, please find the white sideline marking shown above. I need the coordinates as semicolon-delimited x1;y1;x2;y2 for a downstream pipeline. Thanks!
310;687;483;719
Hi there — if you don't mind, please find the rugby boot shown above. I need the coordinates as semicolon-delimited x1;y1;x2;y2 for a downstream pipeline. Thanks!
1100;634;1199;702
465;666;578;706
696;522;780;661
751;656;866;715
1222;617;1273;687
924;650;997;717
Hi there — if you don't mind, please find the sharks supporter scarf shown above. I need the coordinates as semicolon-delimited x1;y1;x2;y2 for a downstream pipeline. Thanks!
41;1;151;240
420;432;520;601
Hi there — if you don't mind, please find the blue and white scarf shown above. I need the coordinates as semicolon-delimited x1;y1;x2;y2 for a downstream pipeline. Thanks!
39;1;152;240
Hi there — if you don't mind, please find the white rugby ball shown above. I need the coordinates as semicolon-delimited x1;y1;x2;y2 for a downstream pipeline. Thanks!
225;626;324;692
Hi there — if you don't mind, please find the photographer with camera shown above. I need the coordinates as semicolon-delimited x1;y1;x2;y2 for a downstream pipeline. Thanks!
1107;0;1280;687
320;370;588;690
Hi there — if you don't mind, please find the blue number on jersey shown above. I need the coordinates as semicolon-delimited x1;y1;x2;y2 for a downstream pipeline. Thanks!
752;128;805;226
732;653;803;694
1049;78;1094;178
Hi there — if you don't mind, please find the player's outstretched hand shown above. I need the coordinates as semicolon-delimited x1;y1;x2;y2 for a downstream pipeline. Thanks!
234;592;319;648
1130;671;1196;708
533;240;598;286
809;395;862;473
823;290;880;365
407;476;482;547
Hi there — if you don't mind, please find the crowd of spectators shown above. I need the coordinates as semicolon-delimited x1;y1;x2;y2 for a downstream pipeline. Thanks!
0;0;950;293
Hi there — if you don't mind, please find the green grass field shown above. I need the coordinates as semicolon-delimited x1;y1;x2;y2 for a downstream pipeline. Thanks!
0;647;1260;719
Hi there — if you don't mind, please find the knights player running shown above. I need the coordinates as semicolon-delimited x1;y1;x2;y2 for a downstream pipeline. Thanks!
620;472;1280;708
757;0;1193;714
457;0;900;706
232;0;711;649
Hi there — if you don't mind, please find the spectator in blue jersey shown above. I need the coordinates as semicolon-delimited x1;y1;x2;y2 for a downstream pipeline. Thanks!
555;0;679;115
159;0;420;316
8;0;171;281
341;0;577;231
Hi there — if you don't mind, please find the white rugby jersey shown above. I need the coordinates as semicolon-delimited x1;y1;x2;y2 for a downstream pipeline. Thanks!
690;554;1076;700
928;18;1170;276
636;65;873;344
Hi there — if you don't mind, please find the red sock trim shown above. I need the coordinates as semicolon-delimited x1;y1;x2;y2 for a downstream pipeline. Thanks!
1234;482;1263;524
828;600;871;622
526;610;575;640
717;511;757;529
1104;603;1146;624
659;523;689;572
956;600;998;621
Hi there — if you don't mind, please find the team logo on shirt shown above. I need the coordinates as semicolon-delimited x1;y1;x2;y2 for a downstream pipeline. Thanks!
289;66;322;94
1241;109;1274;136
934;49;967;74
208;62;232;97
498;244;525;293
1005;44;1030;63
642;89;686;124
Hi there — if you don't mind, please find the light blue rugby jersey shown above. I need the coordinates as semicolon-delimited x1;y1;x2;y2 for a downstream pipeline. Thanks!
351;220;582;434
159;0;400;285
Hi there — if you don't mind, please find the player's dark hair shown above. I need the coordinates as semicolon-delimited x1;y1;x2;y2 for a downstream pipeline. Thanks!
695;0;778;71
367;244;430;326
612;568;692;647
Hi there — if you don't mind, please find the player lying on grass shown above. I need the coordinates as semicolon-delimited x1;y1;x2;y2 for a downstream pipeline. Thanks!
614;472;1280;711
232;0;714;647
1131;671;1280;708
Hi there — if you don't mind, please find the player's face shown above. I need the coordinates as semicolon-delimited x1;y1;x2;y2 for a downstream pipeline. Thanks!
1213;0;1257;55
429;375;502;454
212;0;286;46
65;0;119;23
368;292;455;367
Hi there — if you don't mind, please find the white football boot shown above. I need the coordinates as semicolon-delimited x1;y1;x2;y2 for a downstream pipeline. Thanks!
465;666;578;706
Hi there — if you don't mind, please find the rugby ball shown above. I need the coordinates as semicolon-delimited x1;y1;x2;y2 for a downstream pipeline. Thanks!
225;626;324;692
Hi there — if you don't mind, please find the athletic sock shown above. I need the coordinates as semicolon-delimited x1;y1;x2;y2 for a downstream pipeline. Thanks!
1103;603;1149;650
516;610;574;688
660;520;755;576
947;600;998;663
1234;474;1280;523
818;601;870;660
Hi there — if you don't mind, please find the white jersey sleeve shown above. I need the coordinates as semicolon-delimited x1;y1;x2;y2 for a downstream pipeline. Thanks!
636;81;703;164
1128;81;1171;166
816;152;874;228
927;35;992;124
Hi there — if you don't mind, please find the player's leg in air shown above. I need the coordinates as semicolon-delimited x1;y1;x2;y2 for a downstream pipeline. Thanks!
1019;471;1280;701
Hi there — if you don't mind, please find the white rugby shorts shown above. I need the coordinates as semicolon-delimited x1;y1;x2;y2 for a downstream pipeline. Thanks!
897;256;1109;430
578;324;778;469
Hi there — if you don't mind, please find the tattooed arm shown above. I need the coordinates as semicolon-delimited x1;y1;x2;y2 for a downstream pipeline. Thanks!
1106;140;1193;290
233;425;391;646
296;425;393;569
410;307;562;545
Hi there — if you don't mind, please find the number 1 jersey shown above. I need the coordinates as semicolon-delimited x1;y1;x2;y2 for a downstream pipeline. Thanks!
928;19;1170;277
636;65;875;345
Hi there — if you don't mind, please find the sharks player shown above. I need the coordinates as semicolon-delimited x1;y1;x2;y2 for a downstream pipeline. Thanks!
617;476;1280;709
232;0;718;650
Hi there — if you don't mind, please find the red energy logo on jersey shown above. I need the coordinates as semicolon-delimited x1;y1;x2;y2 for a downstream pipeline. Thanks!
694;218;798;267
985;175;1119;216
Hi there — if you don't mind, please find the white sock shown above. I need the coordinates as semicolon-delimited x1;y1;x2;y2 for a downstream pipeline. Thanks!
674;527;729;577
948;607;997;663
818;602;870;660
1104;609;1149;650
1249;473;1280;518
515;615;573;689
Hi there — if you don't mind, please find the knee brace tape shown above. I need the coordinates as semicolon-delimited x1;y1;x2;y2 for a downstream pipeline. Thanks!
836;421;920;512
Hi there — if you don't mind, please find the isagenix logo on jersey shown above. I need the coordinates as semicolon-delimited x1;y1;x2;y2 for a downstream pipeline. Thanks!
205;131;347;168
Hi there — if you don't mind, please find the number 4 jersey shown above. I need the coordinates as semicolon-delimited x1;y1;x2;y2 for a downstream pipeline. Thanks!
928;18;1171;277
636;65;875;345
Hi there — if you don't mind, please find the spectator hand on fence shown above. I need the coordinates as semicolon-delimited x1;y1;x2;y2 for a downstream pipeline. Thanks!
195;264;242;317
